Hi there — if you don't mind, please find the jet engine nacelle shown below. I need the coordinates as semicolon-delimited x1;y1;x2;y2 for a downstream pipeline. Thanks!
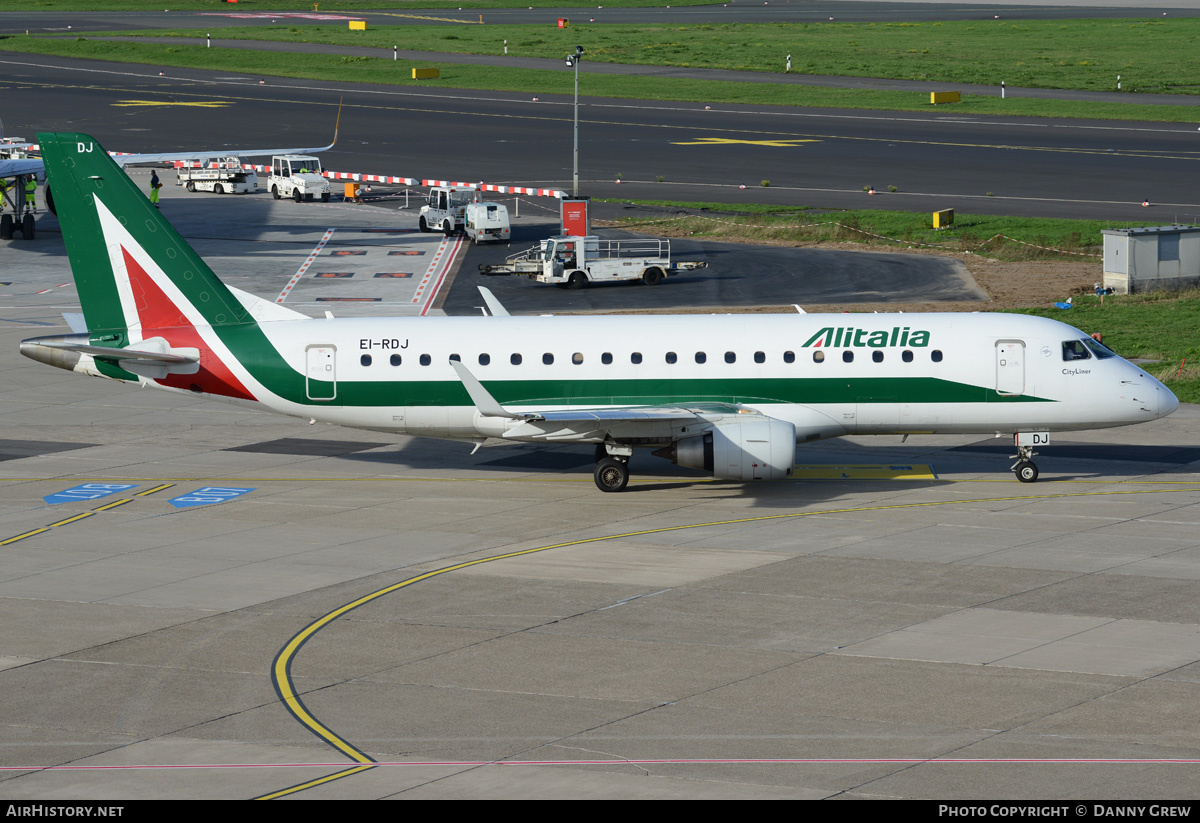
672;417;796;481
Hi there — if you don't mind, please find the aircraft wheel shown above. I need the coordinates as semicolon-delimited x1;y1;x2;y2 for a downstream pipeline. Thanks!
642;267;663;286
567;271;587;290
594;457;629;493
186;181;196;192
1014;460;1039;483
46;186;56;216
419;216;430;233
0;214;12;240
21;213;34;240
271;185;280;200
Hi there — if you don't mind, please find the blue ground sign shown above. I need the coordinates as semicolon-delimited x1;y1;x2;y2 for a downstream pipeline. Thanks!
168;487;256;508
44;483;139;505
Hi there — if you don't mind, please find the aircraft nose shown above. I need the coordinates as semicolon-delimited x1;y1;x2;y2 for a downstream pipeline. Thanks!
1159;383;1180;417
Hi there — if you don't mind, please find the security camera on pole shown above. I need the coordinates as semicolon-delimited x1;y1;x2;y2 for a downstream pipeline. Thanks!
565;45;584;197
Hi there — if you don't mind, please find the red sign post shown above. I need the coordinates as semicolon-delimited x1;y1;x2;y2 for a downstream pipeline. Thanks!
560;196;590;237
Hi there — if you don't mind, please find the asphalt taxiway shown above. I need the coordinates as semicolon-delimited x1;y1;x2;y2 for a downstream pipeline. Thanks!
3;52;1200;221
1;183;1200;799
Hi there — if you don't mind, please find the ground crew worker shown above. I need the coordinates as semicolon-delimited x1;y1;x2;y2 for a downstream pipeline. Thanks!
0;178;10;213
24;177;36;213
149;169;161;207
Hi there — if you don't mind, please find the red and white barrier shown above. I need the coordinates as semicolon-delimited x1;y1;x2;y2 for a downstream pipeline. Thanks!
167;163;566;198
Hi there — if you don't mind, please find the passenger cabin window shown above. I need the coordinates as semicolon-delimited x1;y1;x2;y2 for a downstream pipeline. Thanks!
510;353;522;365
1062;341;1091;361
666;352;678;364
543;353;554;365
931;350;943;363
449;353;461;362
572;352;584;365
390;354;402;367
725;352;736;364
843;351;854;363
902;350;913;363
695;352;707;364
631;352;643;365
419;354;431;366
872;351;884;363
360;354;372;367
813;351;825;363
783;351;795;364
602;352;613;365
478;353;490;366
754;351;765;364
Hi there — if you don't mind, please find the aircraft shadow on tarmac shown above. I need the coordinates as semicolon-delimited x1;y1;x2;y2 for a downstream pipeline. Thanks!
226;435;1200;505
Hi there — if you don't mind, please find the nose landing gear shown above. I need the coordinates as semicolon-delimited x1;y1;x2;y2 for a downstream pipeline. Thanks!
1011;443;1039;483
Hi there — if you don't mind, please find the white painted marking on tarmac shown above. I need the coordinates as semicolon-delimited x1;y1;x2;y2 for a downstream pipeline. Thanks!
276;228;335;304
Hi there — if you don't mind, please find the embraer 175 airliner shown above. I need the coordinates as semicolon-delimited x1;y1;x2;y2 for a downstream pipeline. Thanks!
21;133;1181;491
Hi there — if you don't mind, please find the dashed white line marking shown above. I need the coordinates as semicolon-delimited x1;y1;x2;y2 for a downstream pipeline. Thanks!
276;228;335;303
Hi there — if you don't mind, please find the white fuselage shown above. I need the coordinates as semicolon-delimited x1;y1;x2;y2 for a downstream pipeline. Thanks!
205;311;1176;443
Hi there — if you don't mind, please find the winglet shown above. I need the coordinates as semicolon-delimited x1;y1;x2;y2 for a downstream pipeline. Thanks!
450;359;533;420
477;286;510;317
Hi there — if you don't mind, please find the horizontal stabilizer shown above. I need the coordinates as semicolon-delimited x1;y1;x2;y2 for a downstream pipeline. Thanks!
37;338;199;365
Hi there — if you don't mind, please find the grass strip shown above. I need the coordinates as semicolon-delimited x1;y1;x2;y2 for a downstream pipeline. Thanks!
91;18;1200;96
4;37;1200;123
600;201;1151;258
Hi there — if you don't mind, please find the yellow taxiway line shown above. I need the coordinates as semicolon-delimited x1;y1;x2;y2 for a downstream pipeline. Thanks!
260;482;1200;798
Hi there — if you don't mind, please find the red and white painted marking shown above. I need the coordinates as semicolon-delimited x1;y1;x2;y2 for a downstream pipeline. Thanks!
412;235;463;316
275;229;335;304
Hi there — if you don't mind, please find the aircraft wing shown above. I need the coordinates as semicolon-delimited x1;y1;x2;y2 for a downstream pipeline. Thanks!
7;102;339;176
112;140;336;167
450;360;745;441
115;102;340;166
0;139;335;179
0;157;43;179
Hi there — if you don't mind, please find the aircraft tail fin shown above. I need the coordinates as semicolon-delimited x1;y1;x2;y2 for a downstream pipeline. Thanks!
37;132;256;340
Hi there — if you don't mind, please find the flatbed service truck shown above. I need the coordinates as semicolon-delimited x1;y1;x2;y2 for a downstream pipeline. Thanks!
176;156;257;194
479;235;706;288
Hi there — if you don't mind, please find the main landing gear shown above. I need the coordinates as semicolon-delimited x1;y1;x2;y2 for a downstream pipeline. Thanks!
594;444;630;492
1011;444;1039;483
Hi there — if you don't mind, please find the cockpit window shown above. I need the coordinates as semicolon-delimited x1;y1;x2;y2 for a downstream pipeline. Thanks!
1062;340;1091;361
1081;337;1116;359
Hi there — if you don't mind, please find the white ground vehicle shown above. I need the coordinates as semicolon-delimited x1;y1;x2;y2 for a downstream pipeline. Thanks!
464;202;511;244
479;235;706;288
176;156;258;195
267;155;330;203
419;186;473;235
